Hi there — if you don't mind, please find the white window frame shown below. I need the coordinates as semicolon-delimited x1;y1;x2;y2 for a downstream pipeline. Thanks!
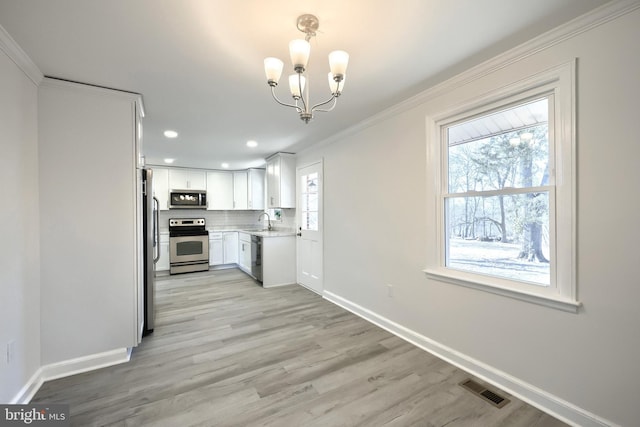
424;61;580;313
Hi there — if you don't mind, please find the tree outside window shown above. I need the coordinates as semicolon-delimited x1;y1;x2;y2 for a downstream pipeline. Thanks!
445;97;552;286
425;61;578;311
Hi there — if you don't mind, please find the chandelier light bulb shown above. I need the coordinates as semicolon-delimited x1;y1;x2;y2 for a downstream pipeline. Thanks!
329;50;349;79
264;57;284;85
289;74;306;99
289;39;311;71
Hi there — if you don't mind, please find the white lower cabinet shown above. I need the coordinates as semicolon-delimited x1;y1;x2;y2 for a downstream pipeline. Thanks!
223;232;238;264
238;232;252;274
156;232;170;271
209;233;224;265
209;231;238;266
262;235;296;287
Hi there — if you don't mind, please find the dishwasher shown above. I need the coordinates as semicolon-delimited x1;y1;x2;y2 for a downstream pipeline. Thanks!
251;235;263;283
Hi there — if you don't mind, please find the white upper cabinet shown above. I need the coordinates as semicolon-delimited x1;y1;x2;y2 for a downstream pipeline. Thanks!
248;168;265;210
169;169;206;190
233;171;248;210
157;167;265;211
152;167;169;210
266;153;296;209
206;171;233;210
206;169;265;210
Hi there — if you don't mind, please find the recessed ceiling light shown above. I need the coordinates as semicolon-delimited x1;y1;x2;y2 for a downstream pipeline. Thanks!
246;140;258;148
164;130;178;138
221;163;229;168
164;158;175;164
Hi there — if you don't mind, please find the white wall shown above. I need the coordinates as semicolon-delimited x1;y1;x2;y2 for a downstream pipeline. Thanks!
38;79;139;364
0;44;40;402
297;6;640;427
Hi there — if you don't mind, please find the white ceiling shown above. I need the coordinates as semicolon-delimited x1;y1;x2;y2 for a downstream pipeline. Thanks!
0;0;609;170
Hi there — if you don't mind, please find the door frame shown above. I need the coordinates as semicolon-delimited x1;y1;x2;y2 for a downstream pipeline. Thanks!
296;159;324;294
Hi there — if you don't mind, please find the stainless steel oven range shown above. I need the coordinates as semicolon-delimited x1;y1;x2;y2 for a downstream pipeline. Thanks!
169;218;209;274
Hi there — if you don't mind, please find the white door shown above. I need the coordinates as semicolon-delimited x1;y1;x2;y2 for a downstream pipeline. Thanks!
296;161;323;294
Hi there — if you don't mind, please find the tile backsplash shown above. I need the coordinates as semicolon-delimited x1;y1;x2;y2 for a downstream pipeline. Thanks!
158;209;296;232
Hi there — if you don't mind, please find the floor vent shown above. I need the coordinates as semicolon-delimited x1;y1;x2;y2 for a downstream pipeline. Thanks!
459;379;510;408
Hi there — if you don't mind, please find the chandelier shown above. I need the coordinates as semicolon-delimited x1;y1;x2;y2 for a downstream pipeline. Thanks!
263;14;349;124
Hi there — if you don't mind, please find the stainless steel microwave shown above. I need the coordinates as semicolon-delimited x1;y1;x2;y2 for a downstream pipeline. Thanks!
169;190;207;209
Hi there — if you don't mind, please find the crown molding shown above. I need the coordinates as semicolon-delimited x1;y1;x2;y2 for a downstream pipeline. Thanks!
300;0;640;154
0;24;43;85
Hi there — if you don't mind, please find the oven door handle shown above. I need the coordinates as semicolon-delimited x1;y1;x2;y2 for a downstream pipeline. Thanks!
153;197;161;263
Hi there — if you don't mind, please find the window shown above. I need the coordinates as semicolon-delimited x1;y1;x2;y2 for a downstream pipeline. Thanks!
446;97;552;285
425;62;579;312
267;208;283;222
300;172;319;231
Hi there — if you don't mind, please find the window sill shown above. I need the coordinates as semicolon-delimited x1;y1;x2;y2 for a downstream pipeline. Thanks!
423;268;581;313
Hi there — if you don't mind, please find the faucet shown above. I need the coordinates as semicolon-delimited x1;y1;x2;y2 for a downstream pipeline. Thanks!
257;212;272;231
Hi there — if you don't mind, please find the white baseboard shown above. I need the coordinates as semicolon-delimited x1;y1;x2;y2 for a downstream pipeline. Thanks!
10;369;43;405
323;291;617;427
262;282;296;289
11;348;131;404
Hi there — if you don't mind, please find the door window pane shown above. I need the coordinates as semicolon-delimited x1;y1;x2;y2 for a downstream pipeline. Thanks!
300;172;319;231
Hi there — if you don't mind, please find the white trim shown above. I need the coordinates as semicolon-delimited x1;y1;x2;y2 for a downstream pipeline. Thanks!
40;77;142;103
10;348;131;404
323;290;617;427
262;282;297;288
423;268;580;313
297;281;322;296
9;369;43;405
0;24;43;85
297;0;639;155
425;60;578;310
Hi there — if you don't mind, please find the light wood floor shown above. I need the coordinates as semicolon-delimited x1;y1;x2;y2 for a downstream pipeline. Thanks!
33;269;567;426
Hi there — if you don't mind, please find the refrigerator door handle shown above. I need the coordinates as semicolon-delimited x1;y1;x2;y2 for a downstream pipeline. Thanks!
153;196;161;263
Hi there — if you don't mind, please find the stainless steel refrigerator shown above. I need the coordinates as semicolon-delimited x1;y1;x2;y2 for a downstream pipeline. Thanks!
142;168;160;336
